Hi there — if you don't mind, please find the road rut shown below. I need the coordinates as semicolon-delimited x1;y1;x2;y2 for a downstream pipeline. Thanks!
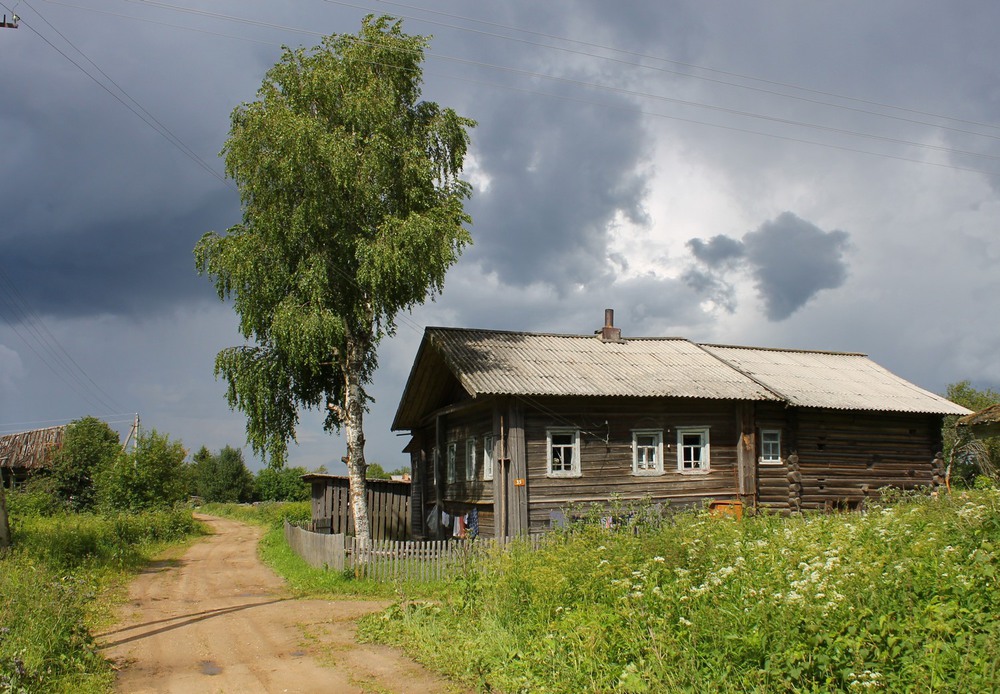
99;514;458;693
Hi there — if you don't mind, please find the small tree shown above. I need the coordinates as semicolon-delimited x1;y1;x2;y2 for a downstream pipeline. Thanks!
97;430;188;512
365;463;391;480
194;446;255;503
48;416;121;511
254;466;310;502
195;16;474;547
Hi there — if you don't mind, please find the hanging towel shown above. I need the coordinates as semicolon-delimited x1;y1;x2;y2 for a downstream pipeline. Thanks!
468;508;480;537
453;514;466;538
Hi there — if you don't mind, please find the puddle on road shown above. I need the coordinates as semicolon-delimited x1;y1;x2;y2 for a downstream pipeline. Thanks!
199;660;223;676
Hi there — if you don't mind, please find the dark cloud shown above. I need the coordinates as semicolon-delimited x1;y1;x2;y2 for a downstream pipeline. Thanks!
685;212;850;321
464;89;651;293
687;235;746;267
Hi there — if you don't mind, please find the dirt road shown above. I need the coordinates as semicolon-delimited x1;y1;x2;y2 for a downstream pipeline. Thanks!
99;514;460;694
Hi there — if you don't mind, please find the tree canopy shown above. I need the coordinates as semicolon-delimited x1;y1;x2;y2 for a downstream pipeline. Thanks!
195;16;473;543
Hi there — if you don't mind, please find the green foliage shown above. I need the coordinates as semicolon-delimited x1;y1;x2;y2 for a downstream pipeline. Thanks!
194;15;474;466
200;500;311;528
0;509;199;692
944;380;1000;484
364;491;1000;692
366;462;391;479
253;466;309;502
189;445;255;503
47;416;120;511
96;430;188;513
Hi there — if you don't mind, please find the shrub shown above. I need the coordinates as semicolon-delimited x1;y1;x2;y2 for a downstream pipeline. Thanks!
48;416;120;512
97;430;188;513
254;466;309;502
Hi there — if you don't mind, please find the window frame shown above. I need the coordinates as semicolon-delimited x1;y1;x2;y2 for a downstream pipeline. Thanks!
676;427;710;473
546;428;581;478
760;429;782;465
483;434;495;481
632;429;664;475
446;442;457;484
466;438;477;481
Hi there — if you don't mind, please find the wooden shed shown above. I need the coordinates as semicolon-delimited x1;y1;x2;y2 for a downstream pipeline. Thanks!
0;426;64;487
392;311;970;538
956;404;1000;439
303;473;411;540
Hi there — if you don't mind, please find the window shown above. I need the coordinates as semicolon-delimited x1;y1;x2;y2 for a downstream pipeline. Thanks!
547;429;580;477
760;429;782;464
483;434;495;481
466;438;477;481
446;442;457;483
632;430;663;475
677;427;710;472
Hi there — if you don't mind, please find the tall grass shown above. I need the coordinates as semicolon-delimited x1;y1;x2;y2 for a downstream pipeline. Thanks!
0;507;200;693
361;490;1000;692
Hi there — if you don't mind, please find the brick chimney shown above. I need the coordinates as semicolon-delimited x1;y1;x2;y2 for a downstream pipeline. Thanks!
599;308;622;342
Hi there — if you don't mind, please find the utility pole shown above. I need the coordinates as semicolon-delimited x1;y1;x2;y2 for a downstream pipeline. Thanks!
121;413;140;453
1;14;18;29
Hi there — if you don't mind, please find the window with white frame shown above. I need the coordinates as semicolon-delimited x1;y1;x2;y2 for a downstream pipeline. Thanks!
677;427;710;472
466;438;477;481
446;442;457;483
483;434;495;481
632;430;663;475
760;429;782;464
547;429;580;477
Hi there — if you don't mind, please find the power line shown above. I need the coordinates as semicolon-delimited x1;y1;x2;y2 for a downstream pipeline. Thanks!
366;0;1000;135
103;0;1000;169
0;266;125;413
7;1;229;185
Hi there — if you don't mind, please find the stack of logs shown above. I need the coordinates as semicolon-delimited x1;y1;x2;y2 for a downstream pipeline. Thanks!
787;453;802;512
931;452;946;488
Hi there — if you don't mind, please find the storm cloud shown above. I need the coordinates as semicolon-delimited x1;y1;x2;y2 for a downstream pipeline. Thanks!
686;212;850;321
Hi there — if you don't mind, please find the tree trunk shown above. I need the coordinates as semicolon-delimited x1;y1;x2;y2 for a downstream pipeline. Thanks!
343;336;371;557
0;480;11;550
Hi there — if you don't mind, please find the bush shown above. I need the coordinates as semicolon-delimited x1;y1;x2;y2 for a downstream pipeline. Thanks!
97;430;188;513
47;416;121;512
190;445;255;503
254;466;309;502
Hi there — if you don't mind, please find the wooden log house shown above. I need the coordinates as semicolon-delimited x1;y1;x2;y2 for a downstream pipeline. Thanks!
392;311;970;538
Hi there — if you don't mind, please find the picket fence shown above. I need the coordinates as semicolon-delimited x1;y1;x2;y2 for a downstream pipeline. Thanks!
283;521;541;582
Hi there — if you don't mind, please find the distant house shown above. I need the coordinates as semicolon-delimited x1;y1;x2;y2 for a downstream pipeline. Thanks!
0;425;65;487
393;311;970;538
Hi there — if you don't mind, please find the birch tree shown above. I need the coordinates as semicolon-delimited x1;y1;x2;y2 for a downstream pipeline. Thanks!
195;15;474;547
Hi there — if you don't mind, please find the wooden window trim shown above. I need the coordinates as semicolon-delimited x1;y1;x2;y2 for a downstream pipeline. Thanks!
760;429;782;465
483;434;495;482
446;442;457;483
546;428;581;478
632;429;664;476
676;427;710;473
465;438;477;481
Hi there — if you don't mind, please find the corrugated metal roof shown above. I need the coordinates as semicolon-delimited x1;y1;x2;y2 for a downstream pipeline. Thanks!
392;327;969;430
0;425;65;470
426;328;779;401
700;344;970;415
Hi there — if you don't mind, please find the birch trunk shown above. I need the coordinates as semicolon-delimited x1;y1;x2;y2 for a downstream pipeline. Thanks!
343;336;371;554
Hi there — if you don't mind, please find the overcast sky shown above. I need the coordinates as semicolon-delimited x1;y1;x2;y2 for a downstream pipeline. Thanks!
3;1;999;473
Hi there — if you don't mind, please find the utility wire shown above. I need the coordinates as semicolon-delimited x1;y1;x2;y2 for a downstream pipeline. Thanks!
8;1;229;185
368;0;1000;135
113;0;1000;167
0;266;124;413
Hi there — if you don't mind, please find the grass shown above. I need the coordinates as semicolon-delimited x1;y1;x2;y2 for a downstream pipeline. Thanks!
359;489;1000;693
0;505;201;693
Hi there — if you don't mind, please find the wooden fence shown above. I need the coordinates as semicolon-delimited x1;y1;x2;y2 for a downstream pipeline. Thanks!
305;475;411;540
284;521;542;582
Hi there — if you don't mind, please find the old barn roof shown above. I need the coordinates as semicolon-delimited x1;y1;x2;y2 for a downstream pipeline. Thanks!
0;425;65;471
392;327;969;430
